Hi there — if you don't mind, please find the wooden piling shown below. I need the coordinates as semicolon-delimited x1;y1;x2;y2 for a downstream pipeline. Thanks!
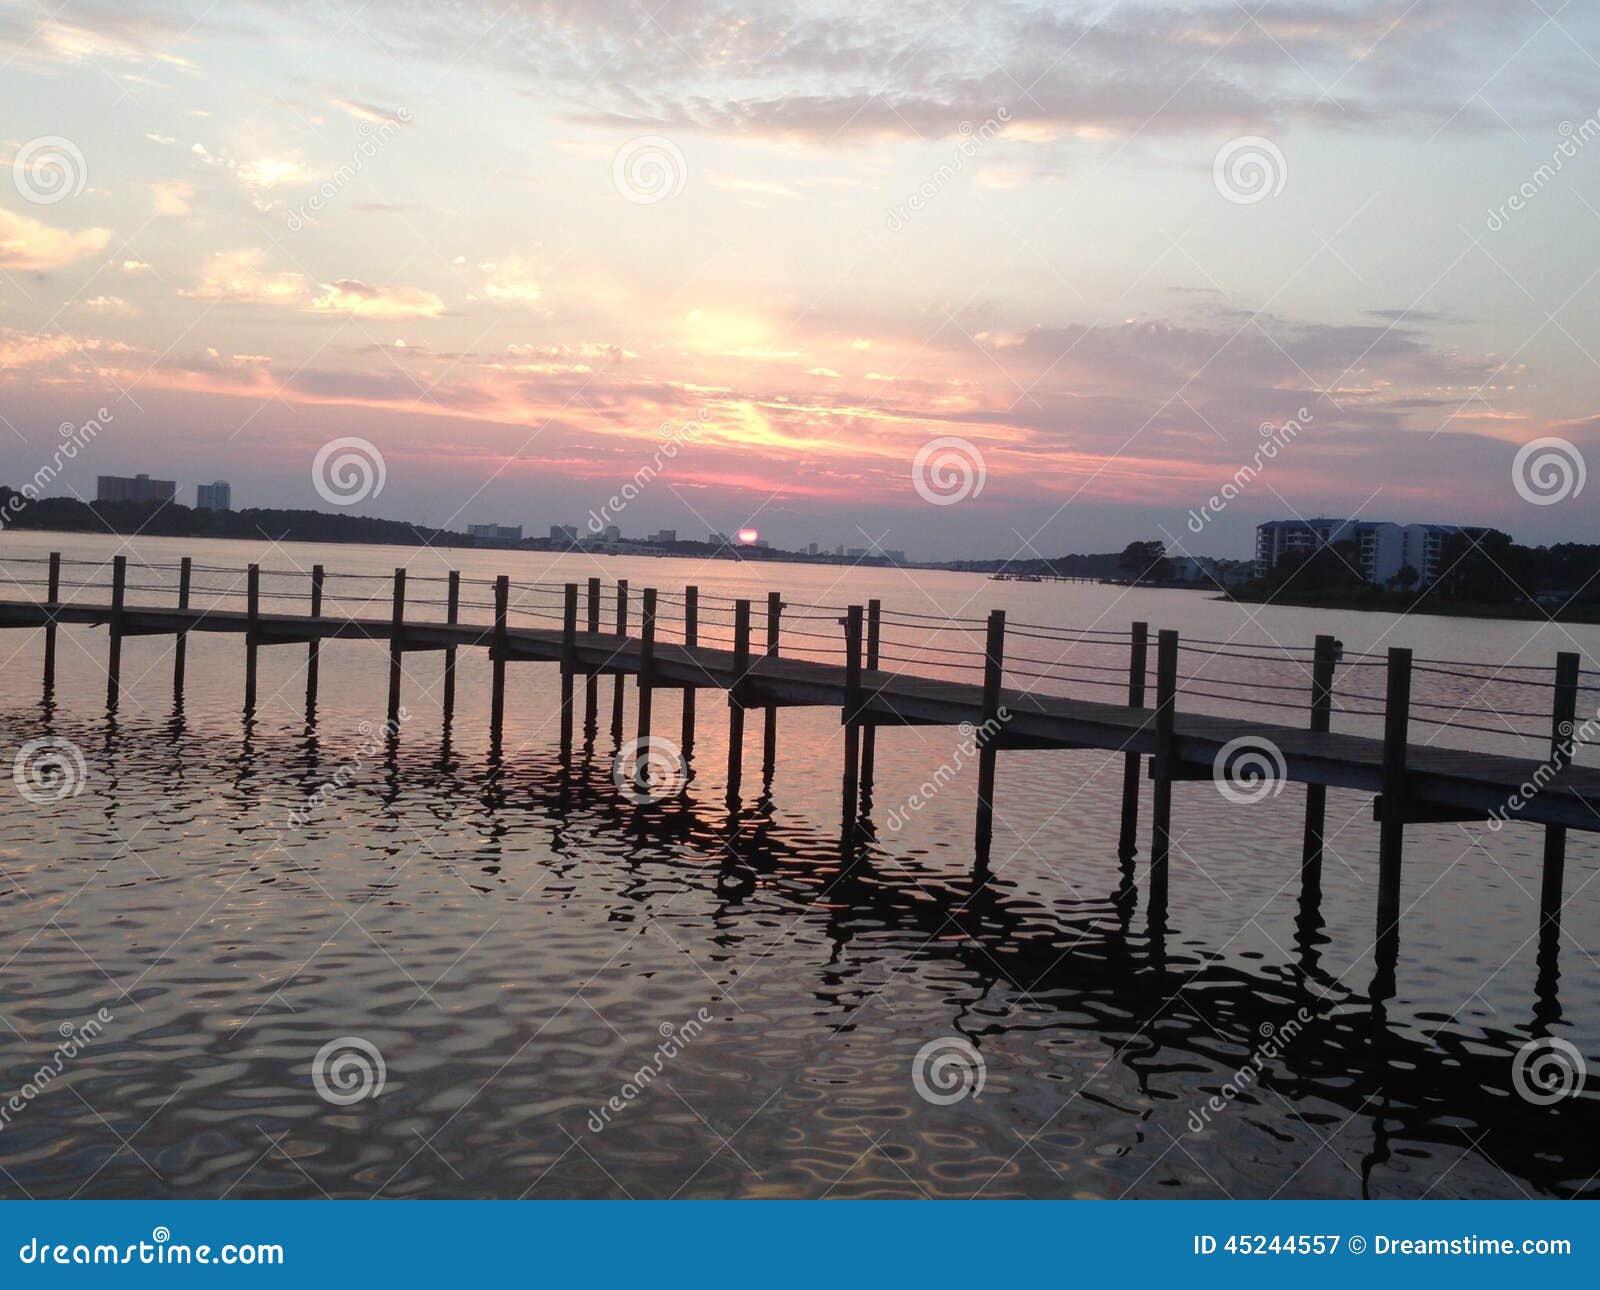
244;563;260;714
442;570;460;725
1538;652;1581;945
105;555;126;711
762;590;781;782
171;555;192;703
584;577;601;738
636;588;657;763
1300;634;1338;886
681;585;698;758
842;604;864;833
1375;646;1412;988
305;564;324;720
490;574;508;749
727;598;750;805
1116;620;1148;861
387;567;406;725
561;582;579;756
1148;628;1179;918
973;608;1006;870
43;551;60;693
611;578;629;741
859;598;881;800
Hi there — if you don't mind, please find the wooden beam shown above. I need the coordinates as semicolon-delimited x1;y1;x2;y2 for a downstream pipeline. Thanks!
1116;620;1148;861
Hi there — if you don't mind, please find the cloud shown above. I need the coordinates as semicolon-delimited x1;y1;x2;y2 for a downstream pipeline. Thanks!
150;179;193;215
0;208;111;271
80;295;137;316
311;279;445;319
182;249;311;305
478;255;543;307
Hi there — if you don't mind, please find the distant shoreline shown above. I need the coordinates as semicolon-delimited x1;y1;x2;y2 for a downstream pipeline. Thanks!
1224;587;1600;626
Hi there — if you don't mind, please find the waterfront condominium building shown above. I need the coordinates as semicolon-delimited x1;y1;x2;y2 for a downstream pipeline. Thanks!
467;523;523;544
1255;519;1492;585
96;473;177;504
196;480;231;511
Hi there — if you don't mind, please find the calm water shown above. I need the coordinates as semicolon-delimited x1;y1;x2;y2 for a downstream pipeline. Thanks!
1;531;1597;1199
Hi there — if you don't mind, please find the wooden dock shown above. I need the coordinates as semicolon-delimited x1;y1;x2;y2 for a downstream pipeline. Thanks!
2;551;1596;1001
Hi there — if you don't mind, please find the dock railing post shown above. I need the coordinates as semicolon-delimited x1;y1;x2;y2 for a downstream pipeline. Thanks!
584;577;601;739
43;551;60;693
490;574;508;750
561;582;579;757
611;578;629;741
442;570;459;726
1116;620;1149;861
1149;628;1179;918
635;587;656;756
681;585;698;759
306;564;324;720
842;604;864;835
973;608;1006;870
244;562;260;714
1539;652;1581;949
1375;646;1412;993
172;555;192;703
387;567;406;725
762;590;781;782
727;598;751;806
1301;634;1338;886
106;554;126;711
860;598;881;803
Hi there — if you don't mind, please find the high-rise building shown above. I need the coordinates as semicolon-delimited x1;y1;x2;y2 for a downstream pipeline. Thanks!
97;473;176;504
1255;519;1491;585
467;523;522;544
549;524;578;543
196;480;231;511
648;529;677;544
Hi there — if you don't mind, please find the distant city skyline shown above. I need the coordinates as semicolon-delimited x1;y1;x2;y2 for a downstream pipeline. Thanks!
3;3;1599;560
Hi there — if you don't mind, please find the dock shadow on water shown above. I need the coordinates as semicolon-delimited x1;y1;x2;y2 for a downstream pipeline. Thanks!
1;682;1596;1201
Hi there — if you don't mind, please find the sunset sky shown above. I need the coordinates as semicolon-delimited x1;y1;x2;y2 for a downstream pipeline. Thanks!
2;0;1599;561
